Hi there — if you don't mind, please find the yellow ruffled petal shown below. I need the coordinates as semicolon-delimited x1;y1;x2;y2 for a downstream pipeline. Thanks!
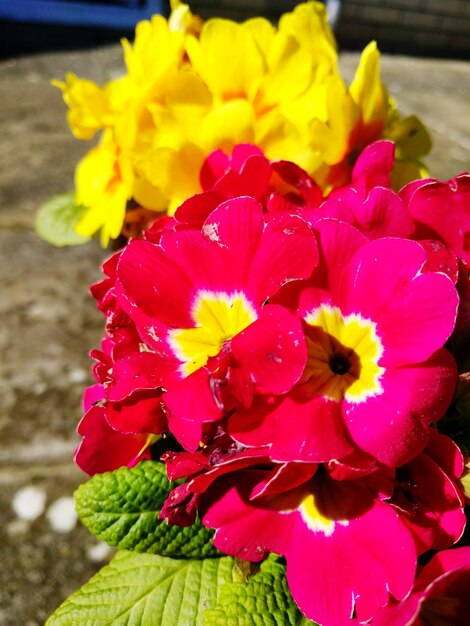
199;99;256;152
243;17;276;56
122;15;185;86
279;1;337;72
254;31;313;114
74;133;133;245
349;41;387;124
53;73;113;140
132;176;168;213
169;0;203;36
186;19;265;102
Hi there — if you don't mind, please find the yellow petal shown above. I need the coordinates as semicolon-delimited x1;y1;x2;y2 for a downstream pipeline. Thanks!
54;72;113;139
122;15;184;86
279;1;337;71
243;17;275;56
200;99;255;152
349;41;387;124
254;31;313;113
186;19;264;102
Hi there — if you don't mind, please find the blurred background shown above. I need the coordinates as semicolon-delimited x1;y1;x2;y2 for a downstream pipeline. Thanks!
0;2;469;625
1;0;469;59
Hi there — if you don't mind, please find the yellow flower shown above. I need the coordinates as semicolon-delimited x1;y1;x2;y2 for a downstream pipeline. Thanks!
53;73;131;140
55;1;431;245
74;131;133;247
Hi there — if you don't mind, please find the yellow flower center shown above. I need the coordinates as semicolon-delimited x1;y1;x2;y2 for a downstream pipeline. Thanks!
300;491;349;537
168;290;258;377
303;305;384;403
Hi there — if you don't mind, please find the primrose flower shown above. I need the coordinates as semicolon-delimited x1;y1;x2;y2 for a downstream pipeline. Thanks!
54;2;431;245
156;426;466;625
194;441;465;625
115;196;317;449
200;467;415;625
231;219;459;467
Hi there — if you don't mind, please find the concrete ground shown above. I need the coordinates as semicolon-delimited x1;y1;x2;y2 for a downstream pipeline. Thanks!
0;45;469;624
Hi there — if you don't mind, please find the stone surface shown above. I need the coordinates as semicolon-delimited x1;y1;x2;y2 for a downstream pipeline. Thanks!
0;44;468;624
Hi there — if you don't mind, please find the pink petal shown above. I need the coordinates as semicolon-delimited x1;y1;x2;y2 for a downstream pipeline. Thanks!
230;144;265;171
202;470;416;625
82;383;104;412
285;502;415;624
406;174;470;263
420;239;460;283
75;406;150;475
247;212;319;302
105;395;167;435
339;237;459;366
164;368;223;448
230;392;354;463
270;159;323;207
424;430;464;482
174;190;225;228
350;140;395;195
393;452;465;553
416;546;470;592
200;149;230;189
220;153;272;199
372;548;470;626
343;349;457;466
230;304;307;396
201;196;265;292
298;219;368;312
107;351;179;402
117;238;195;327
250;462;317;499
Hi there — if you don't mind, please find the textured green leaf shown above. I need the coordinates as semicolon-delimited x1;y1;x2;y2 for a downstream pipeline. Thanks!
202;557;319;626
35;192;90;246
75;461;219;558
46;551;242;626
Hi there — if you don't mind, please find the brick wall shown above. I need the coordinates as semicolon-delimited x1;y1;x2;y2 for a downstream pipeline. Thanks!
189;1;470;58
189;0;298;21
335;0;470;58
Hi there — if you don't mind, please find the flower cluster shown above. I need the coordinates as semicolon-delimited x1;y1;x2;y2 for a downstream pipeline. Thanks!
55;1;431;245
76;140;470;625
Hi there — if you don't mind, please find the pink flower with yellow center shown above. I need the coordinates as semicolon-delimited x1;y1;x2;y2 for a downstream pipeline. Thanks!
199;466;417;625
159;425;466;625
116;196;318;449
231;218;459;466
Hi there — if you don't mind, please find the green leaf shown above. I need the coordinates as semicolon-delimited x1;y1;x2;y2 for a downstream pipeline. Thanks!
202;557;319;626
46;551;242;626
75;461;219;558
35;192;91;246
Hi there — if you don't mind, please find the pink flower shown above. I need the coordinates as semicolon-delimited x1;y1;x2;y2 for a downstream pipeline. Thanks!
172;143;323;229
200;465;417;625
158;424;466;625
116;196;318;449
231;219;458;466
